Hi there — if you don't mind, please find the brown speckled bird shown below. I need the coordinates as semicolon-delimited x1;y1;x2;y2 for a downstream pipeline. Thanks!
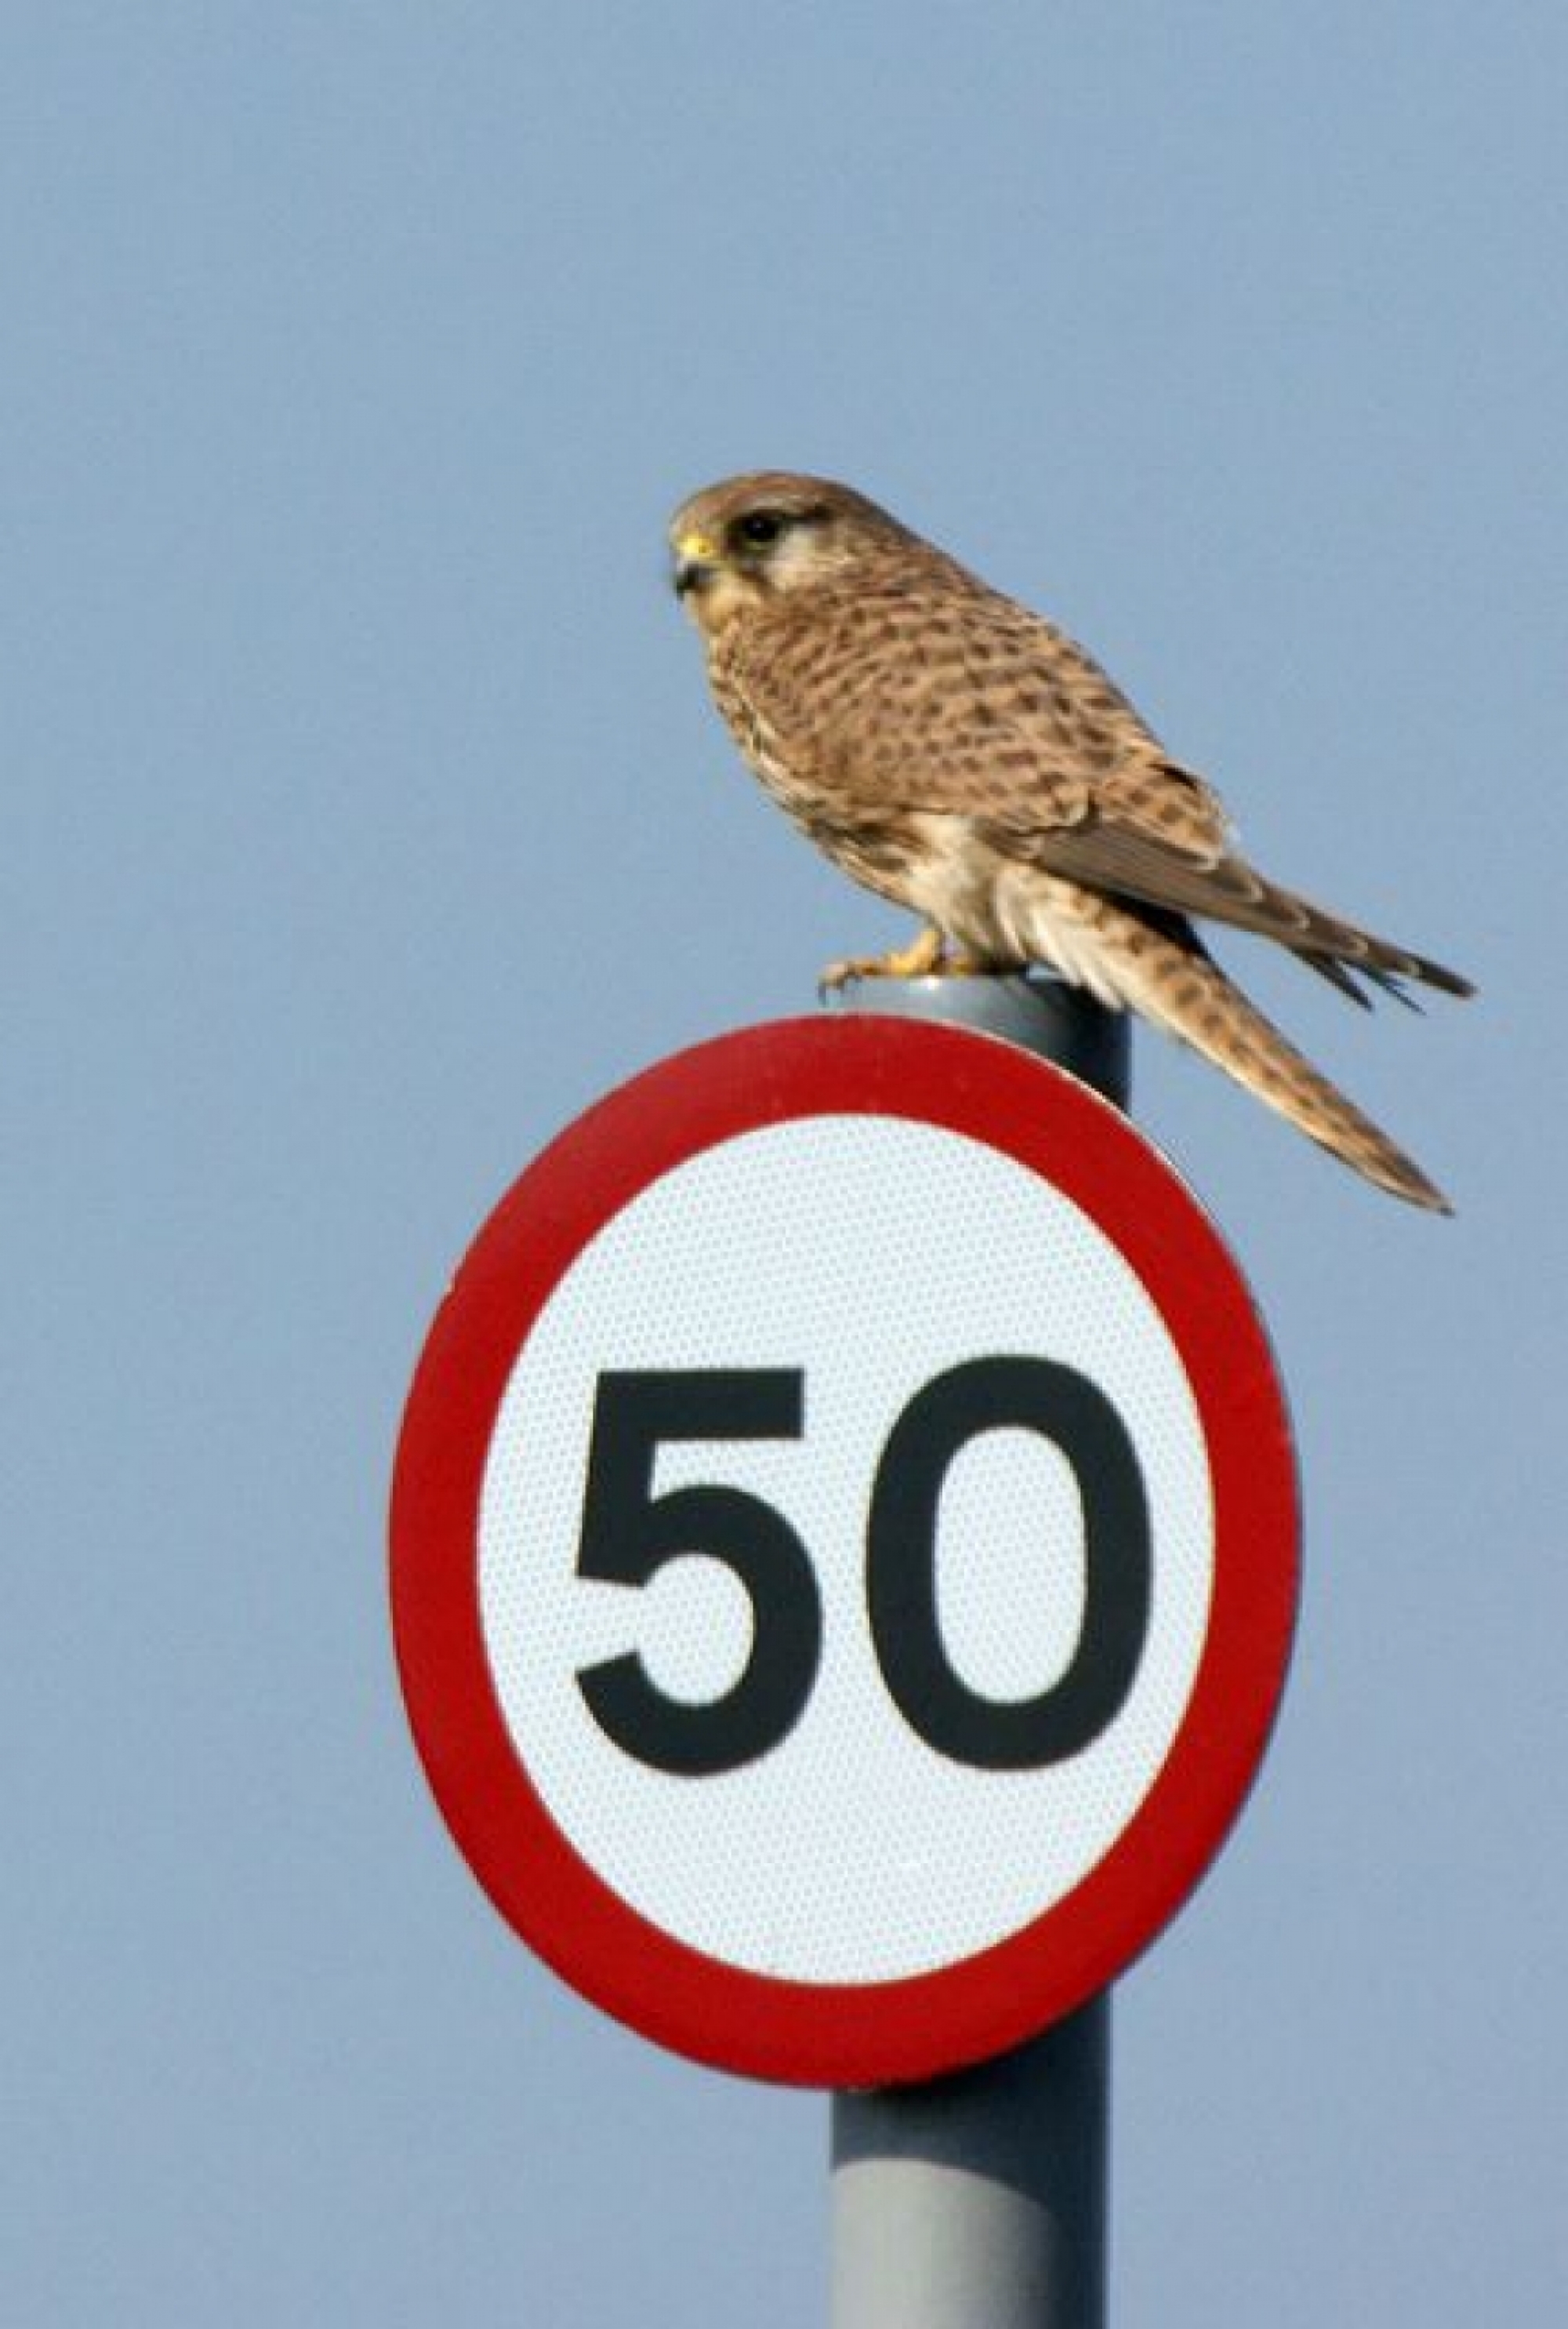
670;470;1472;1212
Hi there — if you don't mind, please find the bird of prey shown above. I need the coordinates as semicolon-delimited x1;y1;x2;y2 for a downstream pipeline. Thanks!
670;471;1472;1212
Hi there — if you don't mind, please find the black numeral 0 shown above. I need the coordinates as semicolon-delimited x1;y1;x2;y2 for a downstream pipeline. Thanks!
866;1357;1151;1770
573;1358;1151;1776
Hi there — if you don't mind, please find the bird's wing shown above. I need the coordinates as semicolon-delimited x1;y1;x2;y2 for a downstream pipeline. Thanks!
737;578;1244;886
973;738;1470;996
737;581;1469;994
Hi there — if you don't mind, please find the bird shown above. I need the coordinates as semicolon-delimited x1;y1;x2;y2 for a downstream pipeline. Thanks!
668;470;1472;1212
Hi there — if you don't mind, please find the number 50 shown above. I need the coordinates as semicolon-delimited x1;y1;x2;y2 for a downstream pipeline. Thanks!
575;1360;1151;1778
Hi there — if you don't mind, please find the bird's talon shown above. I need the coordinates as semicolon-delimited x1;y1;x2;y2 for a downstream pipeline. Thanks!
819;954;895;993
820;927;948;992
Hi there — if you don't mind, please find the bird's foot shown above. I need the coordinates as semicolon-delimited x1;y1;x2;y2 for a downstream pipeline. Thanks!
819;926;981;994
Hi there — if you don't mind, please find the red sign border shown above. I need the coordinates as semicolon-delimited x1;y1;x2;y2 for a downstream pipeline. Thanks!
390;1015;1298;2087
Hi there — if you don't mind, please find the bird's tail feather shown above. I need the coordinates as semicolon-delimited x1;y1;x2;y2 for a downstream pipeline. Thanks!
1083;910;1454;1212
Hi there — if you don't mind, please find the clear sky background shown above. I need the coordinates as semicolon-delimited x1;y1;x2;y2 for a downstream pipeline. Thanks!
5;6;1563;2322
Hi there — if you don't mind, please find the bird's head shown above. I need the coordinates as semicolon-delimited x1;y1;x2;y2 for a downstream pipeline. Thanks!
669;472;913;634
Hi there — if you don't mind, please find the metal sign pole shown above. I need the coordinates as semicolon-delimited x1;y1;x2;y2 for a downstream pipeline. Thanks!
830;1999;1109;2329
826;972;1129;2329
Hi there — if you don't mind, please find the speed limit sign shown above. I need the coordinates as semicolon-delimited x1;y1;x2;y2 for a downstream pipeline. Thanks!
390;1015;1298;2087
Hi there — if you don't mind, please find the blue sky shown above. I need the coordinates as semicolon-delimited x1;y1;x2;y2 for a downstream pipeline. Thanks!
5;7;1563;2321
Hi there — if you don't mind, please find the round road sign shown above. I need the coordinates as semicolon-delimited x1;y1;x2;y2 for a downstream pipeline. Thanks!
390;1015;1298;2087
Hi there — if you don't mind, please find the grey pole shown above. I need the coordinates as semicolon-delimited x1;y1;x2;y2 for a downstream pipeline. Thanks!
823;969;1128;2329
827;968;1129;1108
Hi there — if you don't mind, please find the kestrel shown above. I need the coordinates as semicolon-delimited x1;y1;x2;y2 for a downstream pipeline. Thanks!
670;471;1472;1211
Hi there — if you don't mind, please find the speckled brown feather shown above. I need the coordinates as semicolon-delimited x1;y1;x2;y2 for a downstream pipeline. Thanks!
670;471;1472;1208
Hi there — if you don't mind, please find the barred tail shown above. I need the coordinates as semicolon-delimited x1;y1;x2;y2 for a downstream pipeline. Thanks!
1018;882;1457;1212
1123;935;1451;1211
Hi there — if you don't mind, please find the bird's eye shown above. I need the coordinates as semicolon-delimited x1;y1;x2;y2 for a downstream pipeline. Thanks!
737;510;786;547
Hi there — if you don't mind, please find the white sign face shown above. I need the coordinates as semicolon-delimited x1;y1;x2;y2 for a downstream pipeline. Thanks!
479;1114;1213;1984
392;1016;1298;2087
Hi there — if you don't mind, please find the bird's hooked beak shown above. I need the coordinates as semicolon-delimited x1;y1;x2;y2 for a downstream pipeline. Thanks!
672;529;720;598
